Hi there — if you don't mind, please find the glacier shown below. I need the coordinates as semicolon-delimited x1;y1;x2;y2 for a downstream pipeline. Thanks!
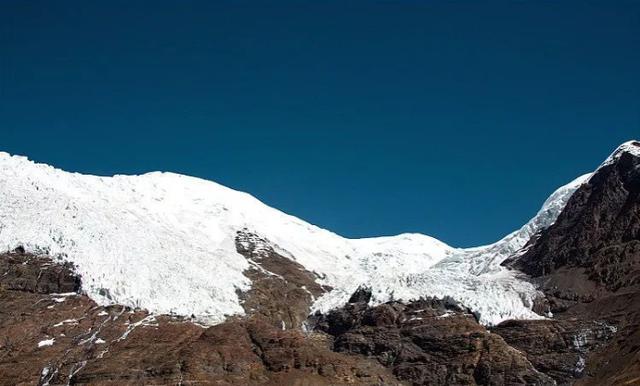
0;150;592;325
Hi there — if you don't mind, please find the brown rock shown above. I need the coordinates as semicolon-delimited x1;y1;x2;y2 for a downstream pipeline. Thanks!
0;252;400;386
235;229;326;330
316;298;556;386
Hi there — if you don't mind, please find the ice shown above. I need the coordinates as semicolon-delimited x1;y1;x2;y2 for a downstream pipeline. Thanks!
0;143;624;326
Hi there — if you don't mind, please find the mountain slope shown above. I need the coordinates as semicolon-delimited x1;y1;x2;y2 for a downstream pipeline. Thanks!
0;151;588;325
1;141;638;385
502;140;640;385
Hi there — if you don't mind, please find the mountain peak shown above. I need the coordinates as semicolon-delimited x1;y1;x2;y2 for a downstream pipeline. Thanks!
600;140;640;168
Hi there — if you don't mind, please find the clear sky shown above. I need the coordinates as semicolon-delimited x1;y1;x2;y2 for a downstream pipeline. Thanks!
1;1;638;247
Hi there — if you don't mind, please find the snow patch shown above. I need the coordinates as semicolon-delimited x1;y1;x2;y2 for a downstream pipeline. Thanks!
37;338;55;348
53;319;78;327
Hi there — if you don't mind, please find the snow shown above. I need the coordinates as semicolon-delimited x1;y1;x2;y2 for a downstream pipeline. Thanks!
311;172;592;325
53;319;78;327
37;338;55;348
117;315;156;341
0;146;612;326
598;140;640;168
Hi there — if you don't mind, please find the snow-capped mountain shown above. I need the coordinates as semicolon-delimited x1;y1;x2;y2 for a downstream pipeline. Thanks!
0;149;595;325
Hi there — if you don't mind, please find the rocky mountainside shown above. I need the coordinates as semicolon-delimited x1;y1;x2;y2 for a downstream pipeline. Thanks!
0;141;639;385
503;140;640;385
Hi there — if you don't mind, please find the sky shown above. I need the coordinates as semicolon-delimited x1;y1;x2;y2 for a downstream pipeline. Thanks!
1;1;639;247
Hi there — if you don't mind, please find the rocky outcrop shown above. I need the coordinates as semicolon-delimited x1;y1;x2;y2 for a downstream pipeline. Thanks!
235;229;328;329
314;296;556;386
493;289;640;386
0;248;80;294
492;319;617;384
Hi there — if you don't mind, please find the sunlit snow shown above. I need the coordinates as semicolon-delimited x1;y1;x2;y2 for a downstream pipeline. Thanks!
37;338;55;348
0;149;600;325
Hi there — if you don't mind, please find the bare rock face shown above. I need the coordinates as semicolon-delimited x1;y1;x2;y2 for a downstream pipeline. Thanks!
506;143;640;299
314;298;556;386
0;248;80;294
235;229;327;330
492;319;617;385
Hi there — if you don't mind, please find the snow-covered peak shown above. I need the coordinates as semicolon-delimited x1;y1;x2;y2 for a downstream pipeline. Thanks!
599;140;640;168
0;150;590;325
351;233;456;273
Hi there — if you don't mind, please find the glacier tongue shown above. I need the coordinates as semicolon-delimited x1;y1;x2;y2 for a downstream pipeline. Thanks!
0;151;589;325
311;173;592;325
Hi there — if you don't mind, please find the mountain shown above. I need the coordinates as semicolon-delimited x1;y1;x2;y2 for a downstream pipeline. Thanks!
0;151;587;326
502;140;640;384
0;141;638;385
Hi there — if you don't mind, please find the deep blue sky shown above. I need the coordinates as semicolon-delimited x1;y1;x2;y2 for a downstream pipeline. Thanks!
1;1;638;246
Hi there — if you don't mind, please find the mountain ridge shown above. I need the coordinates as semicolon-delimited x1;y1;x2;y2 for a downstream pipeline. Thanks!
1;141;639;385
0;144;614;325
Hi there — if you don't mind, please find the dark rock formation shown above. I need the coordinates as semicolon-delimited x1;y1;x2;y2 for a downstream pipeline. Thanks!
492;319;617;384
235;229;327;329
315;298;556;386
0;249;81;294
348;286;373;304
